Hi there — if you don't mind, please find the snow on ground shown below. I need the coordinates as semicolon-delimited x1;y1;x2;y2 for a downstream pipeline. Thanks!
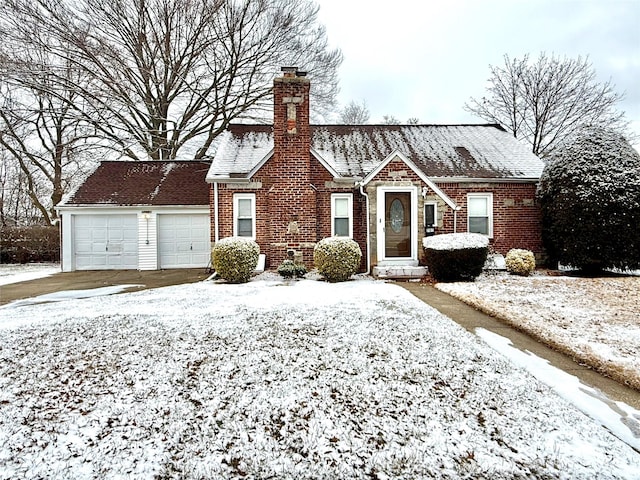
0;263;59;286
2;285;144;309
0;276;638;479
436;273;640;391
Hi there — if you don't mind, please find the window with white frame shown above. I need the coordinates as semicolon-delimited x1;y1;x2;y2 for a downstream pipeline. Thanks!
467;193;493;236
233;193;256;239
331;193;353;237
424;201;437;235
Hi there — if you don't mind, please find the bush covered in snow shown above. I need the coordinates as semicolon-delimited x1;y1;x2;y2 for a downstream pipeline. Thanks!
538;127;640;273
505;248;536;276
277;259;307;279
423;233;489;282
313;237;362;282
211;237;259;283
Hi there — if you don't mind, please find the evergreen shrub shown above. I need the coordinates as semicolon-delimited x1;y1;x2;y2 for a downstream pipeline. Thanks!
211;237;259;283
505;249;536;276
423;233;489;282
277;259;307;279
314;237;362;282
537;127;640;273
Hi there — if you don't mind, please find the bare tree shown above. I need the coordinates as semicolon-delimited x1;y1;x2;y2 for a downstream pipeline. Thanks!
407;117;420;125
465;53;630;158
0;56;100;225
382;115;401;125
339;100;370;124
0;0;342;162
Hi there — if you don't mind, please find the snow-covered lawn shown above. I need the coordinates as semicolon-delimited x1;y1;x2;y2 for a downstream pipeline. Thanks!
436;273;640;391
0;275;638;479
0;262;59;286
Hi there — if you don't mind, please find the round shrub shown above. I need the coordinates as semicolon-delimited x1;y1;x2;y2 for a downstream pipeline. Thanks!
314;237;362;282
277;259;307;279
537;127;640;273
505;248;536;276
423;233;489;282
211;236;259;283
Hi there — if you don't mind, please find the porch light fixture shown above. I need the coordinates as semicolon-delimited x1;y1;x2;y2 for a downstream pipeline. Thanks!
142;211;152;244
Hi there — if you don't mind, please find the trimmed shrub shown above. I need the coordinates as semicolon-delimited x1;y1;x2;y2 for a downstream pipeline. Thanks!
537;127;640;273
423;233;489;282
505;248;536;276
277;259;307;279
211;236;259;284
314;237;362;283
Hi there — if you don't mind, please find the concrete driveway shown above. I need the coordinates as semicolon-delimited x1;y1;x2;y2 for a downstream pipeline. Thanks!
0;268;211;306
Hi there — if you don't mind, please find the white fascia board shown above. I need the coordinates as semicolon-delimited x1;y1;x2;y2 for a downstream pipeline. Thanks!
430;176;541;184
246;148;275;179
56;205;208;213
362;150;457;211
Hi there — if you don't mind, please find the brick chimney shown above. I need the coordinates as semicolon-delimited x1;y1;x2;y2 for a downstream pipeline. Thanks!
267;67;316;266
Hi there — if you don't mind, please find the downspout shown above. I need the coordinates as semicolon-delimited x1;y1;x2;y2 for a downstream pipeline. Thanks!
214;182;220;242
453;205;461;233
358;183;371;275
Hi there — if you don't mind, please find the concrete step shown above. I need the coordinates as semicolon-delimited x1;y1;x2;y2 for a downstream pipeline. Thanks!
373;265;427;279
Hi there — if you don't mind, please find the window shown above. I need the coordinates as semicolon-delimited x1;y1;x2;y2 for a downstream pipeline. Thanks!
467;193;493;236
233;193;256;239
331;193;353;237
424;201;437;235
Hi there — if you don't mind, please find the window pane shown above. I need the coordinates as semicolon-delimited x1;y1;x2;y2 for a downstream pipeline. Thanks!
468;197;487;216
425;204;435;226
334;198;349;218
469;217;488;235
238;218;253;237
238;198;252;218
334;218;349;236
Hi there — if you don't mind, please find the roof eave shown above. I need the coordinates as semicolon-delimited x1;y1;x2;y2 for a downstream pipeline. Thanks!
56;203;209;210
430;176;541;183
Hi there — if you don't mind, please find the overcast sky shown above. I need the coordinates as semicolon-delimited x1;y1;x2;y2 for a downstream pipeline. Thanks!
315;0;640;144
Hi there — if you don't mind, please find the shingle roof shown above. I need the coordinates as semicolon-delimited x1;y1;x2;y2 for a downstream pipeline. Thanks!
61;161;211;206
206;124;545;181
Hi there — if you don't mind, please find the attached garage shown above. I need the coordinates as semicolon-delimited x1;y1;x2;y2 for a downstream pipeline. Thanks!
157;214;210;268
57;160;211;272
73;214;138;270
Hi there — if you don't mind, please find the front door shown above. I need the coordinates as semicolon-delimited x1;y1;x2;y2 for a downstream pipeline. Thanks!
385;192;411;257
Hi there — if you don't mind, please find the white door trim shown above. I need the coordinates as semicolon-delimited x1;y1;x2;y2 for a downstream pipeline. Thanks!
376;186;419;266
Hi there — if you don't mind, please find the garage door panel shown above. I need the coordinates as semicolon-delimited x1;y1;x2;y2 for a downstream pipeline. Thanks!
73;214;138;270
158;214;210;268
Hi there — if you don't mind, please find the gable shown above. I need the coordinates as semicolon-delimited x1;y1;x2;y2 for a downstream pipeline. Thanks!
61;161;211;206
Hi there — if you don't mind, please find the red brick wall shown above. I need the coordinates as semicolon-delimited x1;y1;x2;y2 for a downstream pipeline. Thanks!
210;71;369;270
437;182;542;255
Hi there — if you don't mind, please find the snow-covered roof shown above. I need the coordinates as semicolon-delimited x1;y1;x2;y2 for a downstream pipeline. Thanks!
206;124;544;182
59;160;211;207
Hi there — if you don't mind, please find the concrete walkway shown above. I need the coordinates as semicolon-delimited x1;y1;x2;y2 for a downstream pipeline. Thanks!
399;281;640;411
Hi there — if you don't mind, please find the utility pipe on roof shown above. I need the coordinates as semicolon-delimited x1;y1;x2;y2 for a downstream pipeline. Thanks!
358;183;371;275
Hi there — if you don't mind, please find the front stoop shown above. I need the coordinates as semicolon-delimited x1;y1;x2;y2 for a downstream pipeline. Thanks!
373;265;428;280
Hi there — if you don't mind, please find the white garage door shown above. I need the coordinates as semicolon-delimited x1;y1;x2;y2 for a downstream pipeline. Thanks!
158;214;211;268
73;215;138;270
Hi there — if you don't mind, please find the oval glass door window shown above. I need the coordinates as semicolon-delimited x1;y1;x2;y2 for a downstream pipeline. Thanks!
390;199;404;233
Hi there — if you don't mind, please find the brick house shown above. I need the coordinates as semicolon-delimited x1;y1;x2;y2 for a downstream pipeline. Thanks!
57;67;544;275
206;67;545;277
